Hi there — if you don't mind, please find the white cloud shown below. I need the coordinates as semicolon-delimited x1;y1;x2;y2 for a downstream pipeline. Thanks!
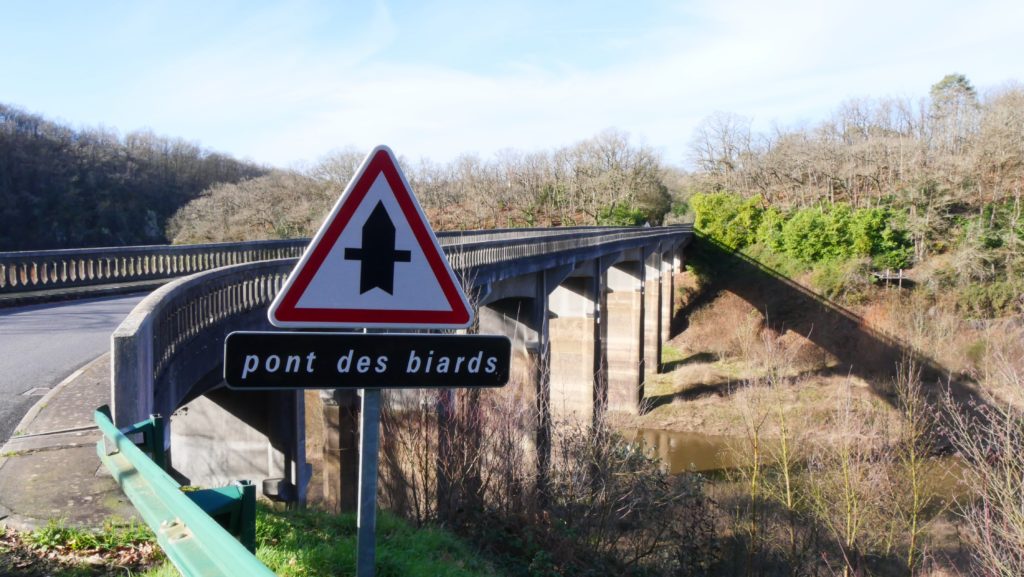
87;0;1024;168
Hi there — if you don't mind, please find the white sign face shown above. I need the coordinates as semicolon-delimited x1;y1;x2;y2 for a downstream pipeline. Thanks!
267;145;473;329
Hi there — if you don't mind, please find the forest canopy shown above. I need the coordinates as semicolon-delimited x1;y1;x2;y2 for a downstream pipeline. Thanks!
0;103;266;250
167;129;678;244
685;75;1024;316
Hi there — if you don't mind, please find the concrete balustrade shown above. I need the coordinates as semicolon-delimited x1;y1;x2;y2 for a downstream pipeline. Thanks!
0;240;307;294
108;225;692;506
0;226;642;295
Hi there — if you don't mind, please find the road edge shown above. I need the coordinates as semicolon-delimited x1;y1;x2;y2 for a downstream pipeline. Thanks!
7;354;107;440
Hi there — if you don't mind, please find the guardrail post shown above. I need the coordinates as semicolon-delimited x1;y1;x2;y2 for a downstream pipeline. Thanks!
182;481;259;554
357;388;382;577
147;413;166;470
239;480;256;553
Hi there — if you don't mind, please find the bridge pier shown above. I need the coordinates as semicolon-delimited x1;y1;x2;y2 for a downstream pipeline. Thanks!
661;249;675;346
169;387;309;504
548;261;602;424
478;273;552;485
643;250;663;377
604;256;645;414
318;390;360;513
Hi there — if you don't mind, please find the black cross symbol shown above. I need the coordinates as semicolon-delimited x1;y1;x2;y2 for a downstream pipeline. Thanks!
344;202;411;295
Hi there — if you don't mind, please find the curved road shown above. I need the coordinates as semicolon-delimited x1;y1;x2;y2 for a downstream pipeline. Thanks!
0;294;146;443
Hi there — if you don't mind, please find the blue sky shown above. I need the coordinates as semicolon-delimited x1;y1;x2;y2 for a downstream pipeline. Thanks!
2;0;1022;168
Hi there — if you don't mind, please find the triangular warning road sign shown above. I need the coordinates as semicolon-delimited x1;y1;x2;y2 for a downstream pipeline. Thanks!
268;146;473;329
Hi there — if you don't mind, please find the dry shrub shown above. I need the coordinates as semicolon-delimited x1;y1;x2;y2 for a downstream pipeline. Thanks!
379;383;719;576
379;389;442;524
722;349;955;576
722;335;825;575
547;414;718;576
944;345;1024;577
167;171;337;243
805;381;899;575
379;386;539;525
677;267;709;310
970;323;1024;407
684;292;765;359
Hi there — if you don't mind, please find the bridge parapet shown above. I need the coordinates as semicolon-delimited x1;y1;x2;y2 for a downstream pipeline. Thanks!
0;240;306;294
0;226;627;295
111;259;294;426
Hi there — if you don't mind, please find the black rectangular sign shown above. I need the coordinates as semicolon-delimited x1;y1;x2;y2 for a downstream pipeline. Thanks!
224;331;511;390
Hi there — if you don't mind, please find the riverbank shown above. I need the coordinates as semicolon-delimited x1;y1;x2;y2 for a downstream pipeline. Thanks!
612;288;901;440
606;263;990;576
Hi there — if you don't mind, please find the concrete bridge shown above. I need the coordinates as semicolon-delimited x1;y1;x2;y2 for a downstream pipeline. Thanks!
1;225;692;506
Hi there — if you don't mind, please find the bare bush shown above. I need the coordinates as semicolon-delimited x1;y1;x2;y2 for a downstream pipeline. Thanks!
944;354;1024;577
719;334;954;576
167;129;677;242
167;170;333;243
378;382;718;575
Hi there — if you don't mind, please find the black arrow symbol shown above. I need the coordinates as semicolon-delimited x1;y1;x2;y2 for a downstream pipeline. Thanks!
344;202;412;295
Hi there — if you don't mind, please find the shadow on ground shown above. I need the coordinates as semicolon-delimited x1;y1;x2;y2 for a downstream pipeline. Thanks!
644;364;853;410
660;351;719;373
663;236;987;425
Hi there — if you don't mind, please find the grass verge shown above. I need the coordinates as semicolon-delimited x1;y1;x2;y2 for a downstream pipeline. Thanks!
2;506;495;577
0;518;160;576
142;505;498;577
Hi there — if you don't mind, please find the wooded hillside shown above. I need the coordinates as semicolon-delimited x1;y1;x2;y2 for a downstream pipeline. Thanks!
0;104;266;250
168;129;678;244
686;75;1024;318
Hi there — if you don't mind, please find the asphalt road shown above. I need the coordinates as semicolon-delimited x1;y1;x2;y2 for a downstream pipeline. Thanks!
0;294;146;444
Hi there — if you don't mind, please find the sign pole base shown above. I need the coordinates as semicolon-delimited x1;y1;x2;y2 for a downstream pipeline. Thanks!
356;388;381;577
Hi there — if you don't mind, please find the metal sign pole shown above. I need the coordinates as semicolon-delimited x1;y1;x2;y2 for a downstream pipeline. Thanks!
356;387;381;577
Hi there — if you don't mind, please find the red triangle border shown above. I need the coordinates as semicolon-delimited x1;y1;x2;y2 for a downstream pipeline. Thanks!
270;148;472;327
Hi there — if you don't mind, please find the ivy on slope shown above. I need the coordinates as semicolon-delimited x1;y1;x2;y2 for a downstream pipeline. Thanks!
691;192;913;270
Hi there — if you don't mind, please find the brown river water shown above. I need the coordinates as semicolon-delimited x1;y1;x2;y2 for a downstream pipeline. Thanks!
630;428;969;499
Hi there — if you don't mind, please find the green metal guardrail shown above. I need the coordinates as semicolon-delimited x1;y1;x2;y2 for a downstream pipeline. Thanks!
94;406;276;577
